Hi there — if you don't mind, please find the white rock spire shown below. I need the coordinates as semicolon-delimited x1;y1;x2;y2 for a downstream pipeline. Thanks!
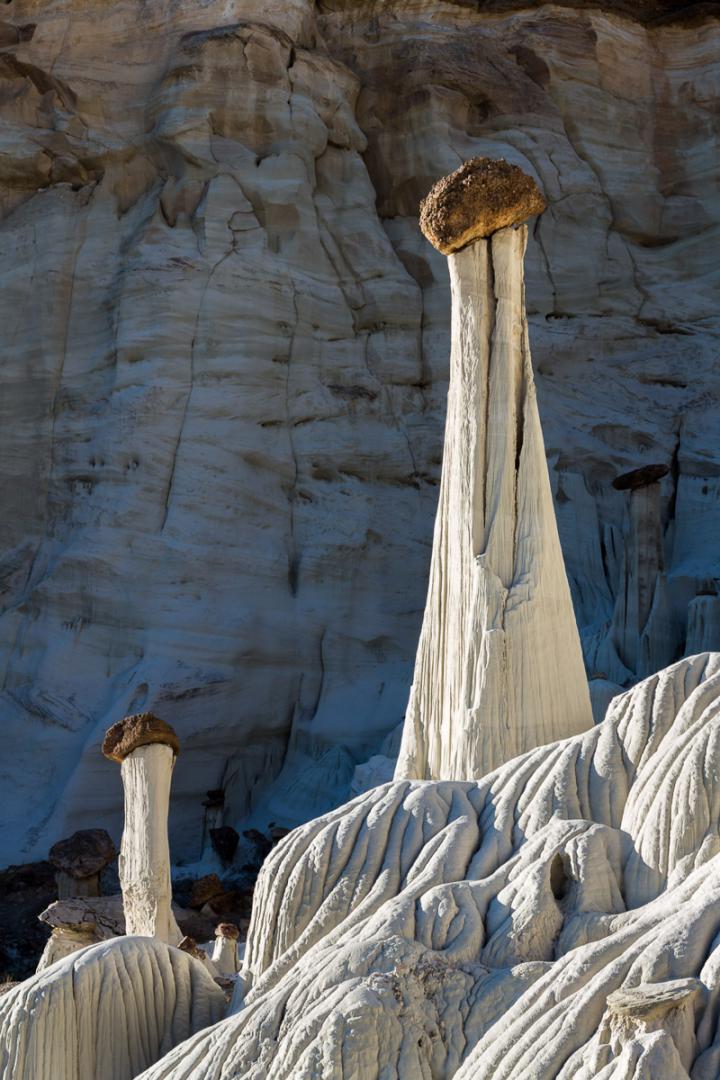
103;713;183;944
396;158;593;781
211;922;240;977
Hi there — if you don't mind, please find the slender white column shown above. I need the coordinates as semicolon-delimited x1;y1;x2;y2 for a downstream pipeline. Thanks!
119;744;181;943
211;923;240;976
396;159;592;781
103;713;183;945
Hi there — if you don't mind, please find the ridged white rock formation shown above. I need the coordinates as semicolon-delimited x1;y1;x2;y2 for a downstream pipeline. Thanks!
103;714;183;945
396;161;592;781
134;652;720;1080
0;936;226;1080
119;745;183;943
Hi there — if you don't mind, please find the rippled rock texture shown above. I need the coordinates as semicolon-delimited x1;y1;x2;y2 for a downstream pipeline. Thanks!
1;0;718;865
132;653;720;1080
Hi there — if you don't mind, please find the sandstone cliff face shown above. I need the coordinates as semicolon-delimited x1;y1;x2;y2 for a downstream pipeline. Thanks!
0;0;717;866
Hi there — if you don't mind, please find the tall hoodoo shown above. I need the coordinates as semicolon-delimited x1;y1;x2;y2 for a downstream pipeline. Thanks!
396;158;593;781
102;712;182;944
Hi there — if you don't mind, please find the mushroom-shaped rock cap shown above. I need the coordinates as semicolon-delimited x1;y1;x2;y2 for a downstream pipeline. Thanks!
419;157;546;254
102;711;180;762
612;463;669;491
48;829;116;879
215;922;240;940
607;978;703;1020
39;895;125;936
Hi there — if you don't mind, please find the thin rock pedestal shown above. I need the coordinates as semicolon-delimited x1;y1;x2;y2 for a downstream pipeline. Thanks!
396;158;593;781
103;712;183;945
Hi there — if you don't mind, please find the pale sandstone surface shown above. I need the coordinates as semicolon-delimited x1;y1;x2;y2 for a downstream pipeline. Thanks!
130;653;720;1079
0;0;718;866
0;936;226;1080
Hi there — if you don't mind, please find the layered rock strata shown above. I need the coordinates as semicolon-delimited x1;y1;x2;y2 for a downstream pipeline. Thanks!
0;0;718;866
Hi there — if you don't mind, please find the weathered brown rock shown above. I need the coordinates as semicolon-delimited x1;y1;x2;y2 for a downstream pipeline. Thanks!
177;935;206;960
203;890;246;918
214;975;237;1001
188;874;225;910
209;826;239;863
612;463;670;491
102;713;180;763
606;978;703;1020
215;922;240;940
48;830;116;880
419;158;546;254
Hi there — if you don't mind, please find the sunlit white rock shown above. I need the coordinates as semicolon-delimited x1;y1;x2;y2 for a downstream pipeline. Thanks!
134;654;720;1080
396;213;592;781
0;937;226;1080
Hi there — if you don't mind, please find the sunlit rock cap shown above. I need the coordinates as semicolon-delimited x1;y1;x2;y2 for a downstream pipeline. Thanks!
102;711;180;762
419;157;546;254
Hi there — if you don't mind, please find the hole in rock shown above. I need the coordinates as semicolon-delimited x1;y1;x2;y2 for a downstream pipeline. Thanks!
550;853;570;901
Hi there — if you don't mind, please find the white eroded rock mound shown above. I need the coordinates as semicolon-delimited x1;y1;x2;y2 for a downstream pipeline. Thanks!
0;936;226;1080
133;652;720;1079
